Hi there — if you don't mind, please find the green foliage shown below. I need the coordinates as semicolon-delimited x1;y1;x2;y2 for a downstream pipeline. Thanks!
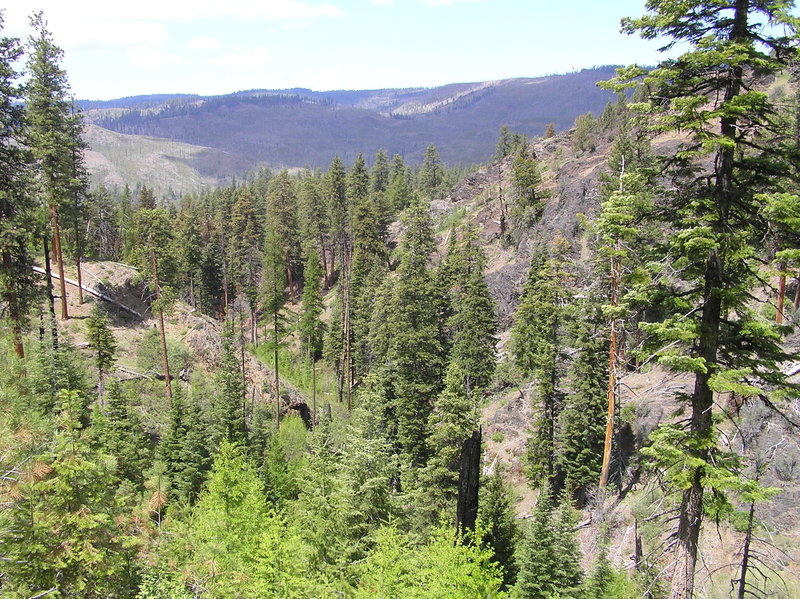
510;145;548;229
572;112;597;153
419;143;445;199
94;379;150;488
354;525;507;598
86;308;117;377
444;225;497;396
299;249;325;359
136;328;192;377
515;487;583;599
479;468;520;589
0;390;139;598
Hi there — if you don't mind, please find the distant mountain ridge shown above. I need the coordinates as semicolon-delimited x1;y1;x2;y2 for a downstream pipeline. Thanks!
79;67;622;192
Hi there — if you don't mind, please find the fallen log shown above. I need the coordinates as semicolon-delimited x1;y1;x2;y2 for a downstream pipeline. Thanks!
33;266;142;318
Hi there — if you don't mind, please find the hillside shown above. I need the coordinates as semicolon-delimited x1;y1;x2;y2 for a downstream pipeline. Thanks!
78;67;620;192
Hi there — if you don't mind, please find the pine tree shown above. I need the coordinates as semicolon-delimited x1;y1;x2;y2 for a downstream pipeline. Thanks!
511;246;565;485
419;143;444;199
445;225;497;396
372;148;390;194
85;308;116;400
511;145;548;230
262;221;288;427
0;17;38;359
555;301;607;502
26;12;74;321
266;171;301;302
1;390;138;597
298;250;325;423
212;320;247;446
388;198;445;467
422;361;478;520
298;172;331;286
608;4;800;597
96;379;149;488
479;468;520;589
325;155;349;277
132;207;176;399
515;485;583;599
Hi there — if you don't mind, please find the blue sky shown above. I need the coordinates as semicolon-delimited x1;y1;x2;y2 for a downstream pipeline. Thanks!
4;1;667;100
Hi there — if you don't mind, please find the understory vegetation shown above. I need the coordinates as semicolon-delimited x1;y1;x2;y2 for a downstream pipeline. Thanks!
2;3;800;599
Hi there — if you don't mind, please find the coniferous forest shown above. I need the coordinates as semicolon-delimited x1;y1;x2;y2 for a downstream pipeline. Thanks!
2;3;800;599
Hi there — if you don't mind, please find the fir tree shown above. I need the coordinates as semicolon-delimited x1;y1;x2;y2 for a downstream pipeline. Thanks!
479;468;520;589
0;15;38;359
26;12;74;321
419;143;444;199
298;250;325;422
608;3;800;596
85;308;116;399
266;171;301;302
96;379;149;488
387;197;445;468
212;320;247;446
262;221;288;426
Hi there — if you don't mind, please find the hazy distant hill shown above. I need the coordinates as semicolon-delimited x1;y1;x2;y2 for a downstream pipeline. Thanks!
79;67;620;189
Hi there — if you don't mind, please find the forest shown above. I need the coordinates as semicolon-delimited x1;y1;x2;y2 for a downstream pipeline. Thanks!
1;2;800;599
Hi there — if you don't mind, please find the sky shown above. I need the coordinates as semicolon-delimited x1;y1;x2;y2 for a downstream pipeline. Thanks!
3;0;669;101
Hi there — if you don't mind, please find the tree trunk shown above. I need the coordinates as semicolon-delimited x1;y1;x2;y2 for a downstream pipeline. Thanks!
42;235;59;351
601;251;620;487
49;202;68;320
794;269;800;312
152;249;172;399
274;310;280;428
736;502;755;599
669;5;746;597
776;271;785;324
319;233;330;287
457;428;482;533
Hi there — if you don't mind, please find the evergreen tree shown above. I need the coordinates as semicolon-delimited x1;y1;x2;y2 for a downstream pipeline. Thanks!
419;143;444;199
95;379;149;488
515;485;583;599
325;155;349;276
387;198;445;467
26;12;74;321
422;361;478;521
85;308;117;399
609;3;800;597
262;221;288;426
371;148;390;193
445;225;497;396
1;390;138;597
511;246;566;486
298;250;325;422
479;468;520;589
212;320;247;446
132;207;176;399
511;145;548;229
0;16;38;358
555;301;607;502
298;172;331;286
266;171;301;302
227;187;262;328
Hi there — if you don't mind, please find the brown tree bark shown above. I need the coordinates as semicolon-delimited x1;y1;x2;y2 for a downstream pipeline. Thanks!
49;202;68;320
151;249;172;399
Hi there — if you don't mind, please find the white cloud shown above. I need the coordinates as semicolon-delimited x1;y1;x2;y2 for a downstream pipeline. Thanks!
127;49;182;68
188;36;222;50
210;46;269;68
5;1;341;25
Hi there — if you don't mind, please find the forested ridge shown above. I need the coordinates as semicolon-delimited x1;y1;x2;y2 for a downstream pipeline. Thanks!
2;3;800;599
